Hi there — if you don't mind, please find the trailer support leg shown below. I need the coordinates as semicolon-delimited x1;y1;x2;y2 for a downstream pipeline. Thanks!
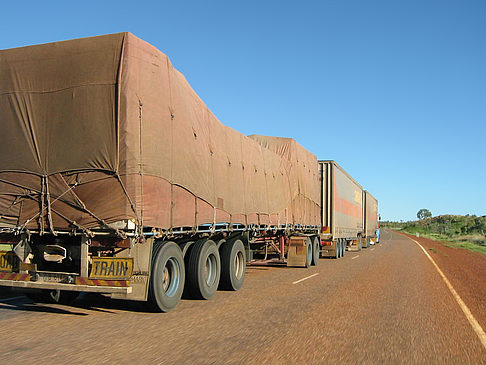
279;236;285;261
81;235;89;278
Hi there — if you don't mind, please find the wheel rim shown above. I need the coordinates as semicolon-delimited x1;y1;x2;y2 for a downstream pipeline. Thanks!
234;250;245;280
163;257;181;297
205;253;217;286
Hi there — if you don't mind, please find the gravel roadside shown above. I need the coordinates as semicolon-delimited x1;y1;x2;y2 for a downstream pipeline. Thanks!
400;232;486;333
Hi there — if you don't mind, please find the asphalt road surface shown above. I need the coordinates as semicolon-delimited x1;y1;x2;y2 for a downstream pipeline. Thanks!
0;231;485;364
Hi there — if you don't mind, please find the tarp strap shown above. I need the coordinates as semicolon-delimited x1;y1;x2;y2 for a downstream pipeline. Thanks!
10;176;105;237
46;204;93;237
114;174;140;225
18;194;42;232
0;189;27;219
44;175;57;236
17;193;93;236
38;176;45;235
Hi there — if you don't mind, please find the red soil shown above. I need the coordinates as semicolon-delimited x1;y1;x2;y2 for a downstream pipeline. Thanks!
401;232;486;332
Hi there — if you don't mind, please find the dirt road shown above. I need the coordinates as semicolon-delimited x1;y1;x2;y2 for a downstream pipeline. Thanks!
1;231;485;364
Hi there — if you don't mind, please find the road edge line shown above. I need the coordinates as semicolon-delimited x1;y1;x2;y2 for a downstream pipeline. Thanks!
406;235;486;351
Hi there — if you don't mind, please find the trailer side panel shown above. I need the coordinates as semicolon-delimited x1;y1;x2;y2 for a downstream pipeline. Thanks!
364;191;378;239
319;161;363;240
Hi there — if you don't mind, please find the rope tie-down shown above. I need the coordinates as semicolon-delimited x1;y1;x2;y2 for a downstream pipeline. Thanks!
3;172;141;239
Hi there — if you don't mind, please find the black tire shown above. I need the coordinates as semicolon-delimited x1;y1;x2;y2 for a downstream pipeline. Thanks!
305;237;312;268
26;289;79;305
147;241;185;312
362;237;369;249
219;239;246;291
186;239;221;299
311;236;320;266
341;240;346;257
333;240;339;259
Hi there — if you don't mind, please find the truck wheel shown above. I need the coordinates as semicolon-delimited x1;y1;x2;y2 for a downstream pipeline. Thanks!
186;239;221;299
26;290;79;305
147;241;185;312
219;239;246;291
305;237;312;267
362;237;368;249
341;240;346;257
333;240;339;259
311;236;320;266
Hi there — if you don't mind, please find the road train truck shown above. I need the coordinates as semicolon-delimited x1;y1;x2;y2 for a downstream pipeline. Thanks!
318;160;366;258
363;191;379;246
0;33;378;312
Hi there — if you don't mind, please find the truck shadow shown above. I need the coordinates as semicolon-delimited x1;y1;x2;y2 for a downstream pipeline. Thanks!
0;300;89;316
70;293;152;313
1;291;232;315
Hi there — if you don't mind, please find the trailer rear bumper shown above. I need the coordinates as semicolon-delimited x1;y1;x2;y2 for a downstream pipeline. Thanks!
320;240;337;257
321;248;337;257
0;279;132;295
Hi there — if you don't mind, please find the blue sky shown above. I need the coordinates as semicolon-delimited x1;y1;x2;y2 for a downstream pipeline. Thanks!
1;0;485;221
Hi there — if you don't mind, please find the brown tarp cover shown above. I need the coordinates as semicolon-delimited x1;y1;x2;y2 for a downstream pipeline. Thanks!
248;135;320;226
0;32;319;233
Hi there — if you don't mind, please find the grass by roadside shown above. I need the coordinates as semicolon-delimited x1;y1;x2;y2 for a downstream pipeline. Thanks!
442;240;486;255
395;230;486;255
382;215;486;256
398;231;486;256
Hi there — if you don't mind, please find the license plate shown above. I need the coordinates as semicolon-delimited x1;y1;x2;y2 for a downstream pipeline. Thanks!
0;251;17;272
38;272;67;283
90;257;133;279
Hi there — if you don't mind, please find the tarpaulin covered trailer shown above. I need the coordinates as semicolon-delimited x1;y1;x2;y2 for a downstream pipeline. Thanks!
248;135;320;227
0;32;321;233
0;33;322;311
